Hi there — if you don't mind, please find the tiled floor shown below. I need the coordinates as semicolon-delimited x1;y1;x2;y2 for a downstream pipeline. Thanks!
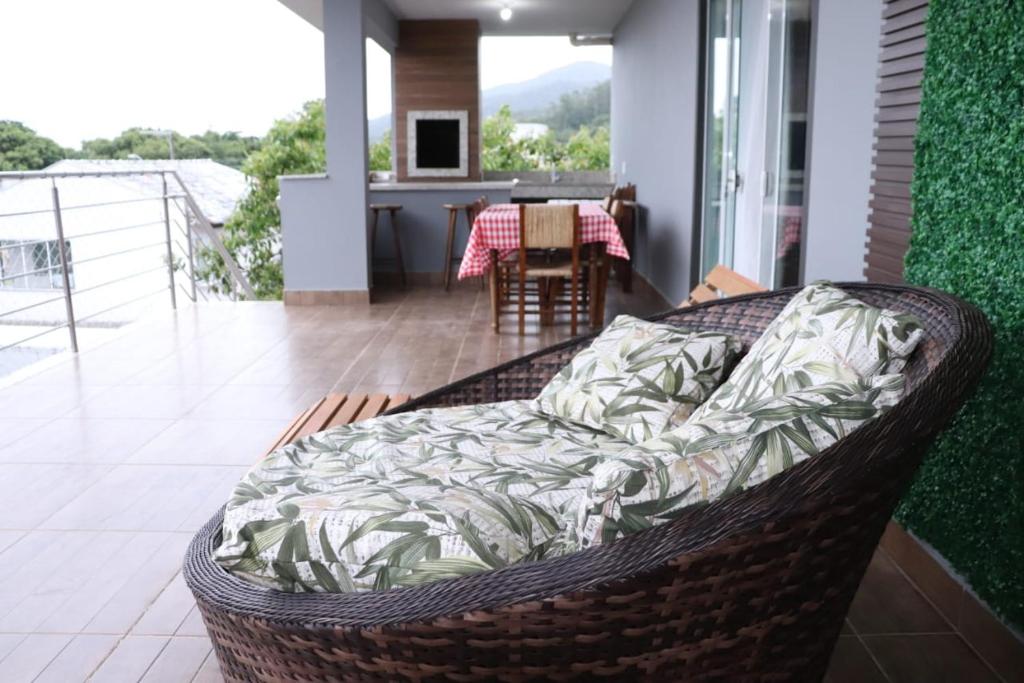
0;283;1010;682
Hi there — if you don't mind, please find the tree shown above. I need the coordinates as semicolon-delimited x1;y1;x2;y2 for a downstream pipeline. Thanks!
538;81;611;140
368;130;392;171
563;126;610;171
200;100;326;299
80;128;261;169
0;121;70;171
481;105;609;172
482;105;536;171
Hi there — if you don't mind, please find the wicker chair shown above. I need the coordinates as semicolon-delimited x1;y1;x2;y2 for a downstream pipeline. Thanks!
185;284;991;682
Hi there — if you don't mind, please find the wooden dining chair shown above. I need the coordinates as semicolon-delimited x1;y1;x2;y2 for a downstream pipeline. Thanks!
516;204;581;336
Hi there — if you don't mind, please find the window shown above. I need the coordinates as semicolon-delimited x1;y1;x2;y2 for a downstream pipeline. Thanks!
0;240;74;290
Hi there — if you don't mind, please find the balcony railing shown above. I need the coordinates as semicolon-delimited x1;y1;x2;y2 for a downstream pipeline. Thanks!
0;169;254;373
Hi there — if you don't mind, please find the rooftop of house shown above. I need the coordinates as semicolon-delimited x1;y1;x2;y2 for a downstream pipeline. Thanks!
45;159;248;226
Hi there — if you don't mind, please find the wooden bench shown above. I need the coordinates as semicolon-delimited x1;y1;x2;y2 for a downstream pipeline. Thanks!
683;264;765;307
265;393;411;456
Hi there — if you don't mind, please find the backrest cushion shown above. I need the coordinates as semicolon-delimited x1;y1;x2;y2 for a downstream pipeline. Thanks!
569;373;905;548
535;315;740;443
691;281;924;419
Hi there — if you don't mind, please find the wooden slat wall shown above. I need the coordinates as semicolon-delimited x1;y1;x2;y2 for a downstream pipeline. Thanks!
395;20;481;182
863;0;929;283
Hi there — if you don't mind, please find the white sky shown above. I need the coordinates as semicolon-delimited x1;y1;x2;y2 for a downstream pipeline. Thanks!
1;1;611;148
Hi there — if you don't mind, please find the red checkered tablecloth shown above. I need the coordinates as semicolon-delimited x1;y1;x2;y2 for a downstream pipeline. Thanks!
458;203;630;279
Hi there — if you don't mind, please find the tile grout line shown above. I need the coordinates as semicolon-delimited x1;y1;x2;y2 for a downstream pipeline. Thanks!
26;633;75;683
330;293;409;394
447;288;483;385
845;608;894;683
874;545;1008;683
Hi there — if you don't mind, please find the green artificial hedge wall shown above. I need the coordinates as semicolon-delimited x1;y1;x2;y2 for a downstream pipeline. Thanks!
898;0;1024;630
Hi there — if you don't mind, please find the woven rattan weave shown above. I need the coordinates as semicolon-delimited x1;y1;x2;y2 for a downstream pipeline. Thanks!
185;284;991;682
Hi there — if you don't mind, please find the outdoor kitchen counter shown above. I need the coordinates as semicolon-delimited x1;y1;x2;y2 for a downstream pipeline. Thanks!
368;183;514;277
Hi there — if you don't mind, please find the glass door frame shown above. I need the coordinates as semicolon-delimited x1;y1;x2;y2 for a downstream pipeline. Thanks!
697;0;743;284
694;0;817;290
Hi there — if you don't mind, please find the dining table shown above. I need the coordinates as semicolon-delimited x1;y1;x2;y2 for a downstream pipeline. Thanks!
457;202;631;330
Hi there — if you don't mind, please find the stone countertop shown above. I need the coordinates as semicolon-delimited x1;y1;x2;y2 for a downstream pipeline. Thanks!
511;183;614;199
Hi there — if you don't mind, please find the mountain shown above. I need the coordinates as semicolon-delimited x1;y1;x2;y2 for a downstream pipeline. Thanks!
367;61;612;142
482;61;611;117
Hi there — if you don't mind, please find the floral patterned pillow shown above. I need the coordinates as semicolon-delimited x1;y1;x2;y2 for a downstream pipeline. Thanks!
535;315;740;443
569;373;906;548
691;282;924;419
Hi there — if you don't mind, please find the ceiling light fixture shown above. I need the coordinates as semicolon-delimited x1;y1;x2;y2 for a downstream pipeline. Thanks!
499;5;513;21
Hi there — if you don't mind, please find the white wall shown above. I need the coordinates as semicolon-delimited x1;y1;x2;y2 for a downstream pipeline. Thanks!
803;0;883;283
611;0;702;305
280;0;399;297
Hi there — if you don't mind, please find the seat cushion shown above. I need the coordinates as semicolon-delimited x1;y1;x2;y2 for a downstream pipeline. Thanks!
214;401;632;593
535;315;740;443
570;374;906;548
691;281;924;419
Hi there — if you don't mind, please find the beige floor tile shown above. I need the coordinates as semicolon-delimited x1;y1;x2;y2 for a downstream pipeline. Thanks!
83;533;191;634
0;418;173;465
131;574;195;636
173;607;208;637
186;383;329;421
191;651;224;683
33;634;119;683
0;464;113;529
67;385;219;420
89;635;168;683
0;382;103;419
0;418;50;450
39;466;244;532
36;532;171;634
139;636;212;683
0;633;73;682
126;419;284;466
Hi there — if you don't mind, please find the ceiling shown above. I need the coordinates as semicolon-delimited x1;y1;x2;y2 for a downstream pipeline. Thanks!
280;0;635;36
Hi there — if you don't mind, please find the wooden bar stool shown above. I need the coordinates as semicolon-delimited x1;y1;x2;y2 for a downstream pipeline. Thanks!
442;203;475;291
370;204;405;288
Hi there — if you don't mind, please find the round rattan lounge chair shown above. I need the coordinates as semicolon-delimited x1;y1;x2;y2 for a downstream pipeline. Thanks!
185;283;991;682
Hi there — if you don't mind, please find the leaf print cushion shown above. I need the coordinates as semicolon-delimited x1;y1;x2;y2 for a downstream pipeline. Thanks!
691;282;923;419
214;401;633;593
535;315;740;443
568;374;906;548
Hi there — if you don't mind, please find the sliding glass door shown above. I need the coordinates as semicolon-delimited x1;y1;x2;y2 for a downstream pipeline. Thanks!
699;0;812;287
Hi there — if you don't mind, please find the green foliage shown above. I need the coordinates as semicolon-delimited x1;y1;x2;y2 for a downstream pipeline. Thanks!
81;128;261;169
0;121;70;170
201;101;326;299
563;126;610;171
368;130;392;171
482;105;538;171
536;80;610;140
897;0;1024;630
483;104;609;172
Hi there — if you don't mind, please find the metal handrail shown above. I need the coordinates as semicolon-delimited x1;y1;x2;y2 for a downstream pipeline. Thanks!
0;220;167;252
0;168;255;363
75;287;166;325
0;194;186;220
68;264;167;298
0;322;71;354
0;293;68;319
